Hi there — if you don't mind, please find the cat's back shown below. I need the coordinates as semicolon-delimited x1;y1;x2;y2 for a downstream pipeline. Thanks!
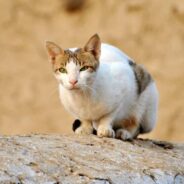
69;43;131;65
94;44;136;104
98;43;134;83
100;43;131;64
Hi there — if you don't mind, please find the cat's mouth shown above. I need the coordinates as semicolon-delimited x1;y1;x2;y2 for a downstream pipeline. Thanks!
67;85;80;90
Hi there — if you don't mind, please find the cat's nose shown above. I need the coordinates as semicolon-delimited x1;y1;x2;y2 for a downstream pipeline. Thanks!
69;79;78;86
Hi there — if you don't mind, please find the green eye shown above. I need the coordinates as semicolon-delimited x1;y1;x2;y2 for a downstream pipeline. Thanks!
80;66;90;72
59;67;67;73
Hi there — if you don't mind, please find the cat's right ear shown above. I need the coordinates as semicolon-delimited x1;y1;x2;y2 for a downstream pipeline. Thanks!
46;41;64;63
84;34;101;60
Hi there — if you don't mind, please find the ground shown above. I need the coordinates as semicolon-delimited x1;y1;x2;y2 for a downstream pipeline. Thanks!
0;0;184;141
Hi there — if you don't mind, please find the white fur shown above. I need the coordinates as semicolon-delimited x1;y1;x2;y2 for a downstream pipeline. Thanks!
56;43;158;139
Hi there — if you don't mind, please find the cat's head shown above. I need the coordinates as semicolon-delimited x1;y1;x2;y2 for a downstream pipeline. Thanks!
46;34;101;90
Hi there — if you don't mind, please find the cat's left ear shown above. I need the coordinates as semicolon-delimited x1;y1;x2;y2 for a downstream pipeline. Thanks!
46;41;64;62
84;34;101;60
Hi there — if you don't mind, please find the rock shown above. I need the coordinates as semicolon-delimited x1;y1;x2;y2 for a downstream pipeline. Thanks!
0;134;183;183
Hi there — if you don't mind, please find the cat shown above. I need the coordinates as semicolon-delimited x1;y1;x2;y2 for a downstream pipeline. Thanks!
46;34;158;140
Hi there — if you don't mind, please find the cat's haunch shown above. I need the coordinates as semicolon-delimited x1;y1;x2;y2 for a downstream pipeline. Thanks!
46;34;158;140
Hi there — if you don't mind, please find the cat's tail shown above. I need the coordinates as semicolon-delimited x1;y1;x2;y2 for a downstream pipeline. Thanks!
137;82;159;134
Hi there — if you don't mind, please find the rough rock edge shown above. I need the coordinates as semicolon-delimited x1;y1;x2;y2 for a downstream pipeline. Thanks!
0;134;183;184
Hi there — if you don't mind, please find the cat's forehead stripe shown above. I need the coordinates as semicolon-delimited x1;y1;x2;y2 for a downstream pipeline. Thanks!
63;48;85;66
53;48;99;71
64;49;81;64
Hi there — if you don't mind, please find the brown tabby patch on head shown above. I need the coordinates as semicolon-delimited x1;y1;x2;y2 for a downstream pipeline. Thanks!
46;34;101;73
53;48;99;72
128;60;153;95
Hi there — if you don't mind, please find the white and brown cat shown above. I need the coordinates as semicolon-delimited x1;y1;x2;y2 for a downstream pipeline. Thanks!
46;34;158;140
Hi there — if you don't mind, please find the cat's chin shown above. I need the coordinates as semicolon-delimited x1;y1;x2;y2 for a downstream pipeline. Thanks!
66;86;80;91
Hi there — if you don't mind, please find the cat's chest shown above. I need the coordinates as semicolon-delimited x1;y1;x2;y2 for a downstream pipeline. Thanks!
59;87;110;120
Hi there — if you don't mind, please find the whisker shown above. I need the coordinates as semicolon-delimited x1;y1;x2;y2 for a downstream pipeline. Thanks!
80;83;98;96
81;87;88;103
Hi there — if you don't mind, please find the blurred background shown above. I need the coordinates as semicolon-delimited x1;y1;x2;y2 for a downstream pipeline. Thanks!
0;0;184;142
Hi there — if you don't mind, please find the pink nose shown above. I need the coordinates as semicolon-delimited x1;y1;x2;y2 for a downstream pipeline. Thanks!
69;79;78;85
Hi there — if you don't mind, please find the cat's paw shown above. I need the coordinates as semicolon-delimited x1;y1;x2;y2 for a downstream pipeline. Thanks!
115;129;133;141
97;126;115;138
75;126;93;135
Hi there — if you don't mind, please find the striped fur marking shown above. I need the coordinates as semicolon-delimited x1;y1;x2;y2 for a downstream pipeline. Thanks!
128;59;153;95
52;48;99;72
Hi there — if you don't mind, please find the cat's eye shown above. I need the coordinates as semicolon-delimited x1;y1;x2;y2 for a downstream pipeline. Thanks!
80;66;90;72
58;67;67;73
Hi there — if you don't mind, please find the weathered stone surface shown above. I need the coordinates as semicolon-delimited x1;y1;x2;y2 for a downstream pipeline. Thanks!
1;0;184;141
0;134;183;184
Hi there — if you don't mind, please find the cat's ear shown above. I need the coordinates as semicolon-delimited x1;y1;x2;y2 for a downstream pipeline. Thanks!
46;41;64;62
84;34;101;60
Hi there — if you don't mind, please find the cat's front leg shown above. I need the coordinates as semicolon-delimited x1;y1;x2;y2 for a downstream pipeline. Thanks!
97;116;115;138
74;120;94;135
